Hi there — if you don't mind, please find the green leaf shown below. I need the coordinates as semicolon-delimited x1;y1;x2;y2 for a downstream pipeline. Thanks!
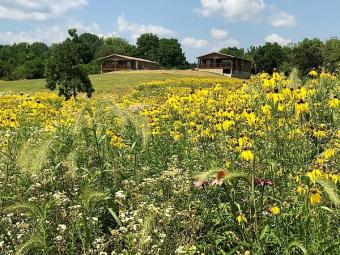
260;224;269;241
108;208;122;227
320;206;335;213
287;241;308;254
15;232;46;255
316;178;340;207
323;241;340;254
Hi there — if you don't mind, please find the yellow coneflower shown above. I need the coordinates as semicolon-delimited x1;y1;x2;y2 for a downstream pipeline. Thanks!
268;206;280;216
240;150;254;161
313;130;327;139
328;97;339;109
272;71;282;81
236;213;247;224
295;100;309;117
293;176;300;183
308;69;318;77
310;188;321;205
261;104;272;118
323;148;336;159
297;185;306;194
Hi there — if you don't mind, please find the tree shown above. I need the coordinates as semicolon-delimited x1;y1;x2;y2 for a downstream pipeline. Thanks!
253;43;286;73
96;37;137;58
26;42;49;79
292;38;324;74
78;33;102;64
0;42;49;80
158;38;187;69
136;33;160;61
220;47;246;59
323;37;340;72
45;29;94;100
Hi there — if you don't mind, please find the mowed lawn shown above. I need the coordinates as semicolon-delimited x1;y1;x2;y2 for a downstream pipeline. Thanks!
0;70;220;93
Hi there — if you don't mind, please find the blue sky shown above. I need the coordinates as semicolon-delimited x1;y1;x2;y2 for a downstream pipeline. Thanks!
0;0;339;62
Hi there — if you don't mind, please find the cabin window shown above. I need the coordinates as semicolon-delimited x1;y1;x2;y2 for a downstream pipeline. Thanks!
223;68;231;74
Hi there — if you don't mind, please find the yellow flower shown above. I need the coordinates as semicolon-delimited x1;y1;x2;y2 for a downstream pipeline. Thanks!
323;148;336;159
310;188;321;205
269;206;280;216
240;150;254;161
261;104;272;117
328;97;339;108
236;213;247;224
313;130;327;139
308;69;318;77
260;72;269;79
297;185;306;194
272;71;282;81
295;100;309;117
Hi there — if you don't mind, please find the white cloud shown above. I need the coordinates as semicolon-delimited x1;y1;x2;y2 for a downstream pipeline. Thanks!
0;0;88;21
197;0;266;22
0;21;118;45
211;38;239;51
210;28;229;40
265;33;292;45
269;11;296;27
0;26;66;44
182;37;208;49
182;26;238;52
210;27;239;50
117;14;176;42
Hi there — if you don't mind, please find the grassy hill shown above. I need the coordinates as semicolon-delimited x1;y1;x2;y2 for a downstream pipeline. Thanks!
0;70;221;94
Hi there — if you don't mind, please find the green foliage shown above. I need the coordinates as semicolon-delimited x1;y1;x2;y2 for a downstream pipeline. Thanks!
0;42;49;80
96;37;138;58
135;33;188;68
323;37;340;72
136;33;160;61
45;29;95;99
220;47;247;59
292;38;324;75
78;33;103;64
158;38;187;68
253;42;286;73
316;178;340;207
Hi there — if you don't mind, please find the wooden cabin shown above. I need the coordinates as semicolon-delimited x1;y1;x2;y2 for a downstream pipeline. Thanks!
197;52;252;78
98;54;159;73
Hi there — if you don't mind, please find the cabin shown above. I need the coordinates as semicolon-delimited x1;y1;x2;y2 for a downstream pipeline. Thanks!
197;52;252;78
98;54;159;73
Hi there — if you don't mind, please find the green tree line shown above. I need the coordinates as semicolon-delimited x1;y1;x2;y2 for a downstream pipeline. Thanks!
0;32;190;81
0;30;339;81
220;37;340;75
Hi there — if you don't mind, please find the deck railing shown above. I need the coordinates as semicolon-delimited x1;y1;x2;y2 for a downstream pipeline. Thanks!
102;64;130;70
198;63;232;69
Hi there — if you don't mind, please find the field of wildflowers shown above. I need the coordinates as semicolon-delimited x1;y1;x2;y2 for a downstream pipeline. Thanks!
0;73;339;255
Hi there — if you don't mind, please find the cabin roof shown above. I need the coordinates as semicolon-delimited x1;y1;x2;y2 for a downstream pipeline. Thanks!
98;54;158;64
197;52;251;62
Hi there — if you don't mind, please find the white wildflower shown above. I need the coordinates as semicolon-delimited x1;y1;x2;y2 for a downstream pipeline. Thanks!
115;190;126;199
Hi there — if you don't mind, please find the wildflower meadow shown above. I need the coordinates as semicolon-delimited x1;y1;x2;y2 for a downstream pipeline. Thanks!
0;72;339;254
